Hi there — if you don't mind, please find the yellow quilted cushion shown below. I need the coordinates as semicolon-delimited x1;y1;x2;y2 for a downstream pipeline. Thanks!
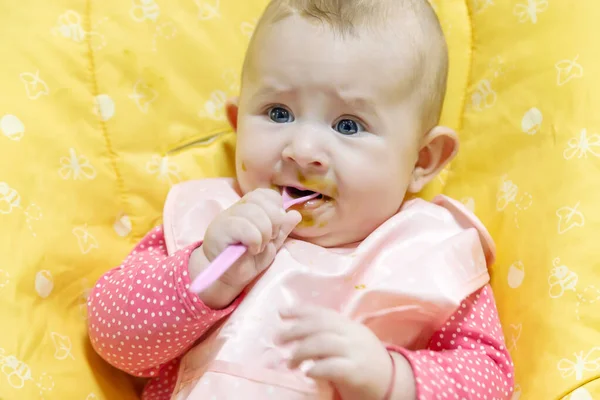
0;1;597;400
0;0;266;398
426;1;600;399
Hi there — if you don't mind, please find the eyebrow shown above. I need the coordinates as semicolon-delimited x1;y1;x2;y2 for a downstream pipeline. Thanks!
341;95;378;117
250;84;296;101
249;84;380;118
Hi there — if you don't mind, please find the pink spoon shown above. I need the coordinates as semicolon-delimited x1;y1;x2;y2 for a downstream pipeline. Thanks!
189;188;319;294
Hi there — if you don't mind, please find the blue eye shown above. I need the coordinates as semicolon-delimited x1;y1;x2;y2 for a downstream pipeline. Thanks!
268;107;294;123
334;118;363;135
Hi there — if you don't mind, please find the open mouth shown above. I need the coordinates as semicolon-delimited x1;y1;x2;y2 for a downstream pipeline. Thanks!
285;186;325;200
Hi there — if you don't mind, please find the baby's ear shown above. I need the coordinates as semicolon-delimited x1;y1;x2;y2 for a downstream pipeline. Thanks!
226;97;239;131
408;126;459;193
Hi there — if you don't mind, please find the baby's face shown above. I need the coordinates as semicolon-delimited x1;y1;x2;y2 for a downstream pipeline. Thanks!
233;15;429;247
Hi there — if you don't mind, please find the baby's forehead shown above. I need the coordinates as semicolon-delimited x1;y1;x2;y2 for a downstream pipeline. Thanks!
246;2;439;78
245;18;425;92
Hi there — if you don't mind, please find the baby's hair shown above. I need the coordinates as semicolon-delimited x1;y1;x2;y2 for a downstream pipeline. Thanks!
246;0;449;130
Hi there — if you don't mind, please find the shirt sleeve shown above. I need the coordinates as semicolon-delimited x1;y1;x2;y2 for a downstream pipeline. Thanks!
87;226;240;378
390;285;515;400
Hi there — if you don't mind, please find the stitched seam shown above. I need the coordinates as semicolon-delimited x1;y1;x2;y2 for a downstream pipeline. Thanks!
441;1;475;194
556;376;600;400
165;128;233;155
458;0;475;134
83;0;132;243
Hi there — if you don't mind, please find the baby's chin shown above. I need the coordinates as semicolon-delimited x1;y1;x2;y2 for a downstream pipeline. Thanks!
288;230;335;247
288;227;364;248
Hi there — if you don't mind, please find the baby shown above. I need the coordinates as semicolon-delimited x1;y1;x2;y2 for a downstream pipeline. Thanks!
88;0;514;399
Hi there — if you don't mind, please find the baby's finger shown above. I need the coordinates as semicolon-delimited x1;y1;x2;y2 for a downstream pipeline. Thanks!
231;203;273;252
243;188;284;211
305;358;353;384
253;191;288;236
280;304;341;322
288;334;346;370
273;210;302;249
223;215;265;255
278;317;341;344
251;187;284;204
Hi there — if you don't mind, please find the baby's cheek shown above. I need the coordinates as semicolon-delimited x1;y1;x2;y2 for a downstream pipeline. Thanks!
236;154;277;194
348;168;407;215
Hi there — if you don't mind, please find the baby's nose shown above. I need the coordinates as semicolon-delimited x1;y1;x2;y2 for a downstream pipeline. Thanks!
282;137;329;172
283;149;328;171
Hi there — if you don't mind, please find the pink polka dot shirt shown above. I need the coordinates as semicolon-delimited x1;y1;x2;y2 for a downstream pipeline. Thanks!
88;226;514;399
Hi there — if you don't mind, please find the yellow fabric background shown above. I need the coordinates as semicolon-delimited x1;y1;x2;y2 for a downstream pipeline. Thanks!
0;0;597;399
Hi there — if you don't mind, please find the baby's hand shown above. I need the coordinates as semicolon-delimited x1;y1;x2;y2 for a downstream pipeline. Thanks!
190;188;301;308
279;306;394;400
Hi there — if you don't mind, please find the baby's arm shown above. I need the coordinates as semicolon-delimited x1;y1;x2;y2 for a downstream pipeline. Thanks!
87;226;239;378
389;285;514;400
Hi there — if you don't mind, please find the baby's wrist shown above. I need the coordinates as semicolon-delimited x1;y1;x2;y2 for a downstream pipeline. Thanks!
189;246;238;309
387;352;416;400
189;245;210;281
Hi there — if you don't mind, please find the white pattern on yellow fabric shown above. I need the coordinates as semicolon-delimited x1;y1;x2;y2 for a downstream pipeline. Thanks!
0;348;33;389
72;226;99;254
130;0;160;22
0;115;25;141
575;285;600;321
507;323;522;352
52;11;86;42
129;80;158;113
488;56;509;80
513;0;548;24
556;202;585;234
0;182;20;215
19;71;49;100
241;18;257;38
198;90;228;121
0;348;55;395
93;95;116;122
507;261;525;289
146;155;181;185
24;203;42;237
470;79;497;111
471;0;495;14
568;387;593;400
36;372;55;397
59;149;97;180
521;107;543;135
548;258;578;298
50;333;74;361
35;270;54;299
152;22;178;52
496;175;532;228
52;11;107;50
557;347;600;381
196;0;221;20
113;213;132;237
222;69;241;92
556;56;584;86
563;129;600;160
